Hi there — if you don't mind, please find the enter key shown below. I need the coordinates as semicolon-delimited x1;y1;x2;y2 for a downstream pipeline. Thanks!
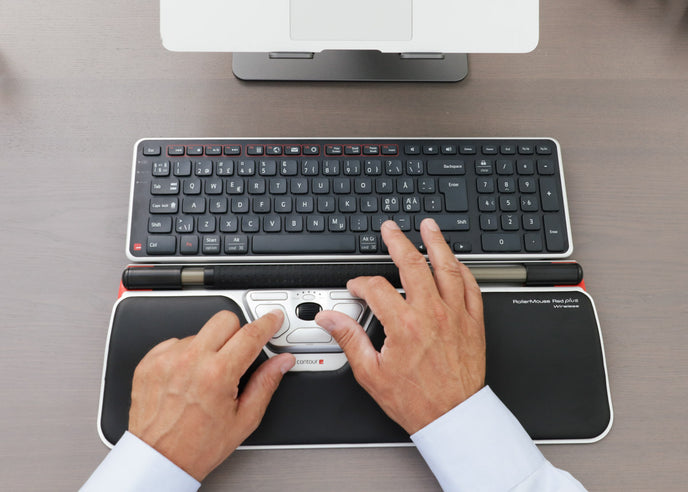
439;177;468;212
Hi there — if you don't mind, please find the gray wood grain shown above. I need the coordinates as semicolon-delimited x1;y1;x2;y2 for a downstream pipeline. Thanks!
1;1;687;490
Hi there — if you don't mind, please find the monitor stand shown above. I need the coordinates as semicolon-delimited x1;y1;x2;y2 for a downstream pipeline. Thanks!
232;51;468;82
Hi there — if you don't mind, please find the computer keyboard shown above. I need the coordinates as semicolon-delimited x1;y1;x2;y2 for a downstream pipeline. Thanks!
128;138;572;262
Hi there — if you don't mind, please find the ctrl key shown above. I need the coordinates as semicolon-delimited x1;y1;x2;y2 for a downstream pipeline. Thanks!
224;234;248;254
146;236;176;255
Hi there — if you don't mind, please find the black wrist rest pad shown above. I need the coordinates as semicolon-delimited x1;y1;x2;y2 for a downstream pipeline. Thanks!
99;289;611;447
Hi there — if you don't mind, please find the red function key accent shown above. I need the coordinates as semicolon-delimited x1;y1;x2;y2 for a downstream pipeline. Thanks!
246;144;265;156
167;145;185;156
205;145;222;156
284;145;301;155
363;144;380;155
303;144;320;155
381;144;398;155
266;145;283;156
325;144;343;155
223;145;241;156
344;145;361;155
133;242;143;251
187;145;204;156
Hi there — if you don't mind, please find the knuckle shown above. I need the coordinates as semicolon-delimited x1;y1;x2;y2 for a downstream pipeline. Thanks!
367;275;391;292
401;249;427;269
200;358;225;384
429;299;451;323
334;323;358;349
434;258;463;278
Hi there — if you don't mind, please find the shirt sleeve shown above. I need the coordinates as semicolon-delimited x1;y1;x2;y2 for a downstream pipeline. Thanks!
80;431;201;492
410;386;587;492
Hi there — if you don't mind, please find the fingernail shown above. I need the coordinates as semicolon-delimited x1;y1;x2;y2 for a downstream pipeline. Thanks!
383;220;400;231
280;356;295;374
424;218;440;231
270;309;284;319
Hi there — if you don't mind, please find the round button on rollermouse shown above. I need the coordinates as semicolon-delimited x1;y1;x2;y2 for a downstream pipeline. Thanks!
295;302;322;321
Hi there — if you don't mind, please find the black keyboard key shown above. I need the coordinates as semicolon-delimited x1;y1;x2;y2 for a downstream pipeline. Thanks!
423;144;439;155
544;215;566;252
381;144;398;155
428;160;466;175
252;235;356;254
404;144;420;155
414;215;470;231
224;235;248;254
481;233;521;252
152;161;170;176
359;234;378;252
536;144;553;155
303;145;320;156
524;233;543;252
151;179;179;195
537;159;555;175
475;159;493;175
180;235;199;254
203;235;221;254
266;145;282;156
183;197;206;213
518;144;534;155
150;197;178;214
224;145;241;156
168;145;185;156
459;144;476;155
263;215;282;232
143;145;161;156
439;177;468;212
246;144;264;156
326;145;343;155
173;160;192;176
148;217;172;233
147;235;176;254
540;177;560;211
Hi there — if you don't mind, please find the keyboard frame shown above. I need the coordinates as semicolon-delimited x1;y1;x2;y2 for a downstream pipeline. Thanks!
126;137;574;263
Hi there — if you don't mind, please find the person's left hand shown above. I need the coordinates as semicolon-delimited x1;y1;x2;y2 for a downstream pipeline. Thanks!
128;310;296;481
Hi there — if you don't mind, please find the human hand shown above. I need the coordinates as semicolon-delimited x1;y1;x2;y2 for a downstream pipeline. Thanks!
315;219;486;434
128;310;296;481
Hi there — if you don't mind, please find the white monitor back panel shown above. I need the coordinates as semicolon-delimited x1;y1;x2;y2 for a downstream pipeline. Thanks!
161;0;539;53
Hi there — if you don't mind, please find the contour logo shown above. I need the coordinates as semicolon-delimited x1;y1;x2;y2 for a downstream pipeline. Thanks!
296;359;325;365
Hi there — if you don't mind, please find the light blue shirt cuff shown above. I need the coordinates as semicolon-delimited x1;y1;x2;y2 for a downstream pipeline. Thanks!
81;431;201;492
411;386;585;492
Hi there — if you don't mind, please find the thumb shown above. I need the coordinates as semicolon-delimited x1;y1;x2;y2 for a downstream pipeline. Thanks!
237;353;295;428
316;310;378;378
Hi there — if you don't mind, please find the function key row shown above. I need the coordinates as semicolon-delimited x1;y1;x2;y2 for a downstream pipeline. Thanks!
142;142;554;158
143;143;400;158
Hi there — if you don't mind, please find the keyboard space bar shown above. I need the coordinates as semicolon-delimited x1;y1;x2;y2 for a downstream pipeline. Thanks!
252;235;357;254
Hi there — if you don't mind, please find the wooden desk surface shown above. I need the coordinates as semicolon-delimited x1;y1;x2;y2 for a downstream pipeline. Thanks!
1;1;687;490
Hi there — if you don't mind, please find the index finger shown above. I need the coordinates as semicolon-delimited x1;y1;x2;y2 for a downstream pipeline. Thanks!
381;220;439;305
218;310;284;377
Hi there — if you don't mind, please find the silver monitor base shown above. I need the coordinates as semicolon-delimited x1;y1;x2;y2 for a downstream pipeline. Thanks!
232;51;468;82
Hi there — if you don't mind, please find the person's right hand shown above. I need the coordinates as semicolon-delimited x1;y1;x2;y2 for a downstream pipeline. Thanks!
315;219;486;434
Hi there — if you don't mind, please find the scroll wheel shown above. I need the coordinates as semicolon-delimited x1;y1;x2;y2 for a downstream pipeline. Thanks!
295;302;322;321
